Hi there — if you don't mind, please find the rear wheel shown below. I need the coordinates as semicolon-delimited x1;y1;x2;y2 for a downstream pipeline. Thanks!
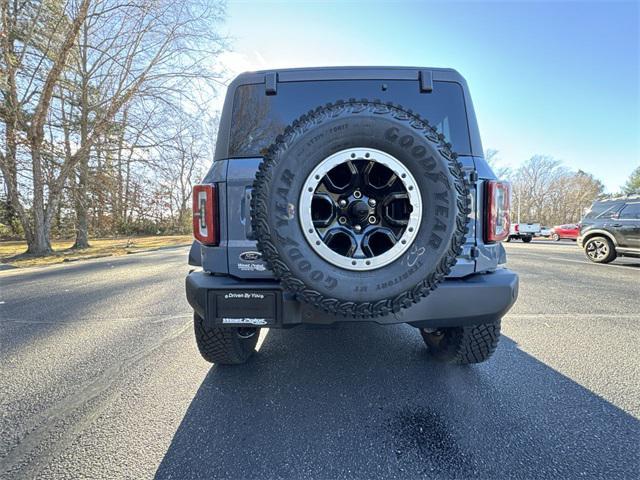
193;313;259;364
551;233;560;241
420;320;501;364
522;236;532;243
584;236;616;264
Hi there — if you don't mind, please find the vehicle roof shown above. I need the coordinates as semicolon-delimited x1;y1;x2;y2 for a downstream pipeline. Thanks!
214;66;482;160
594;194;640;204
233;65;464;80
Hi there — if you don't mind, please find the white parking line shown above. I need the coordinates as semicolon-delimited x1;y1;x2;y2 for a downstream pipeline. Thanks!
506;313;640;319
546;256;640;271
508;250;639;271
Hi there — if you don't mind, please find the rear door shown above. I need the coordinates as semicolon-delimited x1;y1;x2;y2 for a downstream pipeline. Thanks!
615;202;640;248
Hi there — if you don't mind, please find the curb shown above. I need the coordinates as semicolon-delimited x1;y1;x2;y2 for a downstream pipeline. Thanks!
125;244;192;255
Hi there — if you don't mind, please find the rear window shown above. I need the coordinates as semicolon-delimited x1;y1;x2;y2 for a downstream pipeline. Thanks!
583;202;624;220
619;202;640;219
229;80;471;157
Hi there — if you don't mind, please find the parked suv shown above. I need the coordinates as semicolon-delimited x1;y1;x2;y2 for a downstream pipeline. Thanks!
579;196;640;263
186;67;518;365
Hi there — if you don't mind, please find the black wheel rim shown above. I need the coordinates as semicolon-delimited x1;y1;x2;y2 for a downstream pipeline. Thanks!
300;148;422;271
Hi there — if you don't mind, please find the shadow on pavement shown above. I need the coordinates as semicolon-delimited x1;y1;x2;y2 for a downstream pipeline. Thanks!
155;324;639;479
610;261;640;269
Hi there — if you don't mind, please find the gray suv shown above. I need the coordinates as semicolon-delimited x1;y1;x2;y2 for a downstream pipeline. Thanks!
579;196;640;263
186;67;518;365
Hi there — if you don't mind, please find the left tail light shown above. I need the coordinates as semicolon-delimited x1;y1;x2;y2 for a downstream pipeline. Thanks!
485;180;511;243
192;184;218;245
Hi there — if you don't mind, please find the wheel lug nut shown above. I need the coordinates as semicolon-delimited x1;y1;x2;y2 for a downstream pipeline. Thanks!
339;199;347;208
338;216;347;225
368;198;377;207
353;190;362;199
354;225;362;233
368;215;377;224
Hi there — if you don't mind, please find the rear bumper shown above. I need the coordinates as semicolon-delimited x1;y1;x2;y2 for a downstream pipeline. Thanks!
186;269;518;328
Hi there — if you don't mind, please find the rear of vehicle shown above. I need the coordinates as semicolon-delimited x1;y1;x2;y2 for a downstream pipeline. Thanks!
186;67;518;365
538;226;553;237
507;223;540;242
579;197;640;263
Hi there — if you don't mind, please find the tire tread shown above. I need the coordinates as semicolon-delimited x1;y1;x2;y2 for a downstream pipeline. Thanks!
193;314;258;365
422;320;501;364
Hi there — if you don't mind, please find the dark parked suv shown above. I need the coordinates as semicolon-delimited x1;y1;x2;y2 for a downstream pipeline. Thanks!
578;196;640;263
186;67;518;365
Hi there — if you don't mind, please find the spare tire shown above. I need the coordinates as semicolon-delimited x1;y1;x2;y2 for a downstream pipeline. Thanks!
251;100;469;318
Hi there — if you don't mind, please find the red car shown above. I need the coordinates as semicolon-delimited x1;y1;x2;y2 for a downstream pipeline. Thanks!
551;224;580;241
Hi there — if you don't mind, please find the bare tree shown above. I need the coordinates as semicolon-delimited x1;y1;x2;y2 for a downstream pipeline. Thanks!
1;0;226;254
154;109;209;231
510;156;604;225
1;0;88;253
484;149;512;180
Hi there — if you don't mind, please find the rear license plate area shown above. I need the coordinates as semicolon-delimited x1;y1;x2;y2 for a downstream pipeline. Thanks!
207;290;280;327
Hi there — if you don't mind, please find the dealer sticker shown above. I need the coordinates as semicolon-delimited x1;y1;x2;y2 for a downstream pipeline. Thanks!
238;263;266;272
222;317;268;326
224;292;265;300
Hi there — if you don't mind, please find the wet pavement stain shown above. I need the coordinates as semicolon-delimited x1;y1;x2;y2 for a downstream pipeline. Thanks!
387;405;473;477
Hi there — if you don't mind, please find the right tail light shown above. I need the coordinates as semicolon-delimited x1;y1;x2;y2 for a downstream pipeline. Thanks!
485;180;511;243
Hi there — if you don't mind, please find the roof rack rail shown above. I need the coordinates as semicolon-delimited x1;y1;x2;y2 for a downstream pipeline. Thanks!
595;193;640;202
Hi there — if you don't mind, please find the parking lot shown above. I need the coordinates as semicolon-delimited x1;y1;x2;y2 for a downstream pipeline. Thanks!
1;241;639;479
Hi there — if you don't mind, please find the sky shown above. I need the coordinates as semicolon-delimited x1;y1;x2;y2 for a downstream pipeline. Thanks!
217;0;639;192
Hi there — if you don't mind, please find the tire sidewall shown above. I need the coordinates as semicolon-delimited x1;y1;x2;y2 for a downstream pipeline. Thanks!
254;103;467;308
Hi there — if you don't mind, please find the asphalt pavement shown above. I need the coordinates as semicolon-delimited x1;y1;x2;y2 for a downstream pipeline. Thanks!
0;241;639;479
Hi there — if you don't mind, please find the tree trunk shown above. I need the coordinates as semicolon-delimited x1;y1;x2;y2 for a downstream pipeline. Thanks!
28;213;52;255
73;155;90;249
73;24;91;249
28;145;53;255
116;143;123;227
1;105;35;250
0;17;35;254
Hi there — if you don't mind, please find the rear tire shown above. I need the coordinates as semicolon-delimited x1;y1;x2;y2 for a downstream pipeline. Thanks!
420;320;501;364
522;236;532;243
584;236;616;264
193;313;259;365
551;233;560;241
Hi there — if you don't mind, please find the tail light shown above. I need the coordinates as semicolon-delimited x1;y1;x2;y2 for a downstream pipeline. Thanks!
485;180;511;243
193;184;218;245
